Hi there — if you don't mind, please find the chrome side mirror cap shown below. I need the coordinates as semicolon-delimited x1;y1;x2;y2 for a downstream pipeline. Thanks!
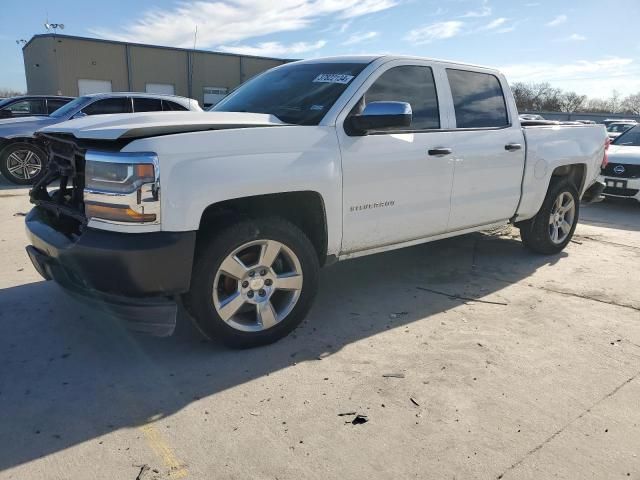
348;101;412;135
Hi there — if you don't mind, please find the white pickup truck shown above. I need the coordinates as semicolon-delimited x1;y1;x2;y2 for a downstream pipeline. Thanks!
25;55;608;348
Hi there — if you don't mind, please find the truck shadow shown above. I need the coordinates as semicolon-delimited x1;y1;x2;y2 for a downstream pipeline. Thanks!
580;198;640;232
0;231;564;472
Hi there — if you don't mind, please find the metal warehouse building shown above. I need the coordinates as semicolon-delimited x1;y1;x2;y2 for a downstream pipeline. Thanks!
22;34;289;108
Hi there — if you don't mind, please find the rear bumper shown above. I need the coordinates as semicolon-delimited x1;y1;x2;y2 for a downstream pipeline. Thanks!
25;207;196;335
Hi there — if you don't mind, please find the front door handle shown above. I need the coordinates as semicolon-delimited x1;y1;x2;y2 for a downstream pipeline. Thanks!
428;147;452;157
505;143;522;151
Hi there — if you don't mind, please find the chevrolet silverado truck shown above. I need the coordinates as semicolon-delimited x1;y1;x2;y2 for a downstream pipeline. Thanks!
24;55;608;348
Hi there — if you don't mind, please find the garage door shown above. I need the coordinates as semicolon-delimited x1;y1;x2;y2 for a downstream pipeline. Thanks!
78;79;113;96
146;83;175;95
203;87;228;108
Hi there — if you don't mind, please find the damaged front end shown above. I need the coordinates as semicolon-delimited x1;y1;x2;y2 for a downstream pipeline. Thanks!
29;133;90;229
24;134;195;337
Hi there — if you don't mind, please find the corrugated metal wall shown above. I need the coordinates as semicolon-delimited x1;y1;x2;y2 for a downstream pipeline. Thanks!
22;34;288;106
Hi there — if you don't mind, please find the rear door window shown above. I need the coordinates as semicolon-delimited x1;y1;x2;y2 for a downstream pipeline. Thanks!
4;99;46;115
82;97;132;115
162;100;189;111
446;69;509;128
47;98;71;114
133;97;163;112
362;65;440;130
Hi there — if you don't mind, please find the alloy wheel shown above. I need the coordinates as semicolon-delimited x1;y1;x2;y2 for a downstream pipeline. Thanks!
212;239;304;332
6;149;42;181
548;191;576;244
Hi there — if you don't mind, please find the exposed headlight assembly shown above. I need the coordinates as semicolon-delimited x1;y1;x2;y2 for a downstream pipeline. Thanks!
84;151;160;225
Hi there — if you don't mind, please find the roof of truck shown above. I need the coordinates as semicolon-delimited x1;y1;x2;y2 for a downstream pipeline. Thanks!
292;55;500;72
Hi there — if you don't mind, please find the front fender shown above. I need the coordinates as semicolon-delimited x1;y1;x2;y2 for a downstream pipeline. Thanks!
122;125;343;256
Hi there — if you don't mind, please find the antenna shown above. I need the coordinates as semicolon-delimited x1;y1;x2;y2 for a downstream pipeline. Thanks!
44;22;64;33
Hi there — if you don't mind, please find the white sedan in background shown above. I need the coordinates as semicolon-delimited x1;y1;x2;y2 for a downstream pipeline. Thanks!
606;121;636;141
601;125;640;202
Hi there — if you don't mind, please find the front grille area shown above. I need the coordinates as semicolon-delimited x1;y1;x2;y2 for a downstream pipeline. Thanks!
602;162;640;178
29;133;88;224
604;186;639;197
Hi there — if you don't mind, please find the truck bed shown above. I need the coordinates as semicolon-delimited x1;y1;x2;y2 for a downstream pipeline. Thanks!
516;123;608;221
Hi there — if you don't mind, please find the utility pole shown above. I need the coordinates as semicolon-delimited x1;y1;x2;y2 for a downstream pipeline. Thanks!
15;40;28;94
189;25;198;109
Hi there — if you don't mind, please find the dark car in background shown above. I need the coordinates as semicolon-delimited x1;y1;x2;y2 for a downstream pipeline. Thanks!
0;95;74;119
0;92;201;184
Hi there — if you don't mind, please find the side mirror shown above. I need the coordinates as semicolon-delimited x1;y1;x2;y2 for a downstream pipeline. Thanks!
348;101;412;135
0;110;13;118
72;111;87;120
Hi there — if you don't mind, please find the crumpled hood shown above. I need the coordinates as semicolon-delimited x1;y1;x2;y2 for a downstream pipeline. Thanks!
38;111;288;141
608;145;640;165
0;116;58;139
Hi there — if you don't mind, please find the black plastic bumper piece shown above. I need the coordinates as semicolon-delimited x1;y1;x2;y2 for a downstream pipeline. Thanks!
582;180;606;204
25;207;197;336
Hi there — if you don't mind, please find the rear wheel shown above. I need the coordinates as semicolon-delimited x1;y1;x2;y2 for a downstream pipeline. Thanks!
519;180;579;254
0;143;47;185
184;218;319;348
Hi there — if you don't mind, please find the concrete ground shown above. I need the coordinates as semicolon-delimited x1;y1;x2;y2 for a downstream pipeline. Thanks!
0;176;639;480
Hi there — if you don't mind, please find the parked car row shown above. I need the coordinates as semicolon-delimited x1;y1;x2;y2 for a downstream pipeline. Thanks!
0;92;201;184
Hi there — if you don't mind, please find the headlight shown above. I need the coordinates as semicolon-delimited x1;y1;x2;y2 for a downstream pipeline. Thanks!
85;162;155;194
84;151;160;225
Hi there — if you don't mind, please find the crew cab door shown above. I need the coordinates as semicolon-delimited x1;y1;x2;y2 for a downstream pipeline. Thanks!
442;69;525;230
337;61;455;254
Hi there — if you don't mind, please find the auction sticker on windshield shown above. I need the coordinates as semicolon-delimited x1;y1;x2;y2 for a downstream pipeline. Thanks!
313;74;355;84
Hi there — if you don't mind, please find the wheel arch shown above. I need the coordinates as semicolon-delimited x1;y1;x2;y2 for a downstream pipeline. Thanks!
0;136;46;157
197;191;329;266
550;163;587;194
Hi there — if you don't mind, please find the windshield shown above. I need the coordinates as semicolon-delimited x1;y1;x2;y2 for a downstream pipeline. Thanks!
211;62;368;125
612;125;640;146
0;98;14;108
49;96;90;118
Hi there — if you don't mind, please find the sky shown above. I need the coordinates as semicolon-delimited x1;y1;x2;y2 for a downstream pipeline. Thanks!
2;0;640;99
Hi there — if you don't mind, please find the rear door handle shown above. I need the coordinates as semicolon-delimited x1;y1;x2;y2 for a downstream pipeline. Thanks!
505;143;522;151
428;147;452;157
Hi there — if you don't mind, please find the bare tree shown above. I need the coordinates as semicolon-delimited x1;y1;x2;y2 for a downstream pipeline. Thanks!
559;92;587;113
0;88;25;98
512;81;639;116
584;98;610;113
511;82;564;112
622;93;640;115
607;89;622;114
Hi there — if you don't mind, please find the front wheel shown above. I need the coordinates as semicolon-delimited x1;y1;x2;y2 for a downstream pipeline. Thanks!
519;180;580;254
184;218;320;348
0;143;47;185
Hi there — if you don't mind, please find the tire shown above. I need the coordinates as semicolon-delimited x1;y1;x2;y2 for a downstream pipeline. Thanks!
0;142;47;185
183;217;320;348
519;179;580;254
